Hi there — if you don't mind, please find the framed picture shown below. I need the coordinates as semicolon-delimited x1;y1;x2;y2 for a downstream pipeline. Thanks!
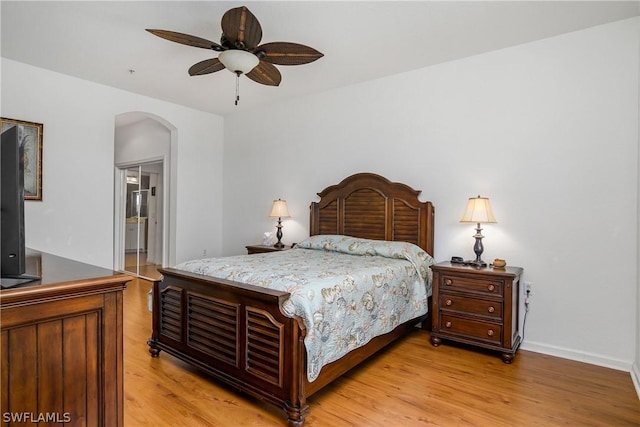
1;117;43;201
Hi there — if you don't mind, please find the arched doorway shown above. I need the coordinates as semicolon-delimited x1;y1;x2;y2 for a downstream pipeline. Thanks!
113;112;176;279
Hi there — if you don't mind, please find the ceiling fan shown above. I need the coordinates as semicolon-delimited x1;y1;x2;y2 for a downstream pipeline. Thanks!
146;6;323;105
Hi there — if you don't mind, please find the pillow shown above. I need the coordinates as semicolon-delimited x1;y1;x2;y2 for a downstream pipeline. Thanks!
294;235;434;284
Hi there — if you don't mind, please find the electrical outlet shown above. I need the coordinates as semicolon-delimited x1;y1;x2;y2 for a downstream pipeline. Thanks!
524;281;532;294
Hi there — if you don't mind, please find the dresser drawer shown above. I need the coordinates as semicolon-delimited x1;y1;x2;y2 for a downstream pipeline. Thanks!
439;294;502;319
440;274;503;296
439;314;502;345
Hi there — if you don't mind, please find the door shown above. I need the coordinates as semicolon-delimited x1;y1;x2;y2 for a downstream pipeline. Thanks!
120;162;163;279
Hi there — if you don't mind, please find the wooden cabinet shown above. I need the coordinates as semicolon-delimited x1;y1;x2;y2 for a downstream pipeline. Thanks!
0;249;130;426
245;244;290;254
430;262;523;363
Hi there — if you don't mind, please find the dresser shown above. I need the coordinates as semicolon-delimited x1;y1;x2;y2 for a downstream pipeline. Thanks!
430;262;523;363
0;249;130;426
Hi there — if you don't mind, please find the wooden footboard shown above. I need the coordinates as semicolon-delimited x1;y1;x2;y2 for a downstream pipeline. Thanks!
148;267;429;426
148;267;310;425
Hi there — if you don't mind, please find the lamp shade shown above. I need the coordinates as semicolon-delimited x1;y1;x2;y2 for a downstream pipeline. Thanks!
218;50;259;74
269;199;290;218
460;196;497;224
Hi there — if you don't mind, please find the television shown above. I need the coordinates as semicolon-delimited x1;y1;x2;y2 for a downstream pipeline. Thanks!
1;126;39;287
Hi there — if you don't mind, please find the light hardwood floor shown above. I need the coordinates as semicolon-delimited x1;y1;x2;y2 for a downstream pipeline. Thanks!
124;252;162;281
123;277;640;426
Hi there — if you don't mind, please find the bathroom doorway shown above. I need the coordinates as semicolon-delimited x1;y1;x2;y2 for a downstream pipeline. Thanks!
120;162;163;279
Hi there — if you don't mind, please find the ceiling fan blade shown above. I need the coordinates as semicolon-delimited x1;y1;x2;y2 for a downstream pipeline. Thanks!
257;42;324;66
146;29;223;51
188;58;225;76
220;6;262;50
246;61;281;86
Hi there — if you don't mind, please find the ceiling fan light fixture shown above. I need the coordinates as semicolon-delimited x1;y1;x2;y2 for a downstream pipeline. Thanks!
218;50;259;74
147;6;323;106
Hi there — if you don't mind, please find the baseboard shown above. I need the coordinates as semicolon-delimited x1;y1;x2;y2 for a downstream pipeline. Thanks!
631;362;640;399
520;341;632;372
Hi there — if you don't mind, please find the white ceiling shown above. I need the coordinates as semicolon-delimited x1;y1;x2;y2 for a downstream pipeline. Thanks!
2;1;638;117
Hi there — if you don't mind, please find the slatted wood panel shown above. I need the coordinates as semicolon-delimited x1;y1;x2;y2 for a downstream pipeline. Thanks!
187;293;239;366
318;200;338;236
393;199;421;246
245;308;284;386
63;315;90;423
5;326;36;417
160;287;182;341
344;189;386;241
38;320;64;419
1;312;100;424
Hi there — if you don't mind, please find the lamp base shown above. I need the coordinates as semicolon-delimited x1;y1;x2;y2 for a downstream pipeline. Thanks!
273;220;284;248
469;223;487;268
465;259;487;268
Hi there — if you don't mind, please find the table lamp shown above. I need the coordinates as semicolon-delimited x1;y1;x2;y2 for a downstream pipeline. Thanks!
269;199;290;248
460;195;497;267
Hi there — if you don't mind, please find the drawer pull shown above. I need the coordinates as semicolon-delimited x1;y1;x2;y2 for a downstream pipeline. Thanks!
488;306;495;313
445;299;452;306
445;279;453;286
487;329;494;337
445;321;452;328
487;284;495;292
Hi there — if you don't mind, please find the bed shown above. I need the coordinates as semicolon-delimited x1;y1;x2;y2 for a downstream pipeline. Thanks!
147;172;435;426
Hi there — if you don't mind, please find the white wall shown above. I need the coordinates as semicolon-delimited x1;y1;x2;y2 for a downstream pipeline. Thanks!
223;18;640;370
1;58;225;268
114;117;170;165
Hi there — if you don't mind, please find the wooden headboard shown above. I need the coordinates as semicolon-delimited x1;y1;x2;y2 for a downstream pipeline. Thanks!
310;173;435;256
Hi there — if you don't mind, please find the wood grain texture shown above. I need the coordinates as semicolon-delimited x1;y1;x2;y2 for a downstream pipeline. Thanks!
63;315;89;426
0;250;128;427
124;277;640;426
37;320;64;421
8;326;37;415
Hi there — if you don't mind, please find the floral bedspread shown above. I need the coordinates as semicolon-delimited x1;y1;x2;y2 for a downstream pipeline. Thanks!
175;235;434;382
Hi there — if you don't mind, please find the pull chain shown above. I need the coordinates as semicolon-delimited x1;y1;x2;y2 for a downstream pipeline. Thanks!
234;71;241;105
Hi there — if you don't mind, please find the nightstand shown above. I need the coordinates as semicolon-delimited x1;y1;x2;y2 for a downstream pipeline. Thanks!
430;262;523;363
245;244;290;255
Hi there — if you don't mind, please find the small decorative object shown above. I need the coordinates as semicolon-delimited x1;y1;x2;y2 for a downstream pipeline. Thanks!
493;258;507;268
269;199;290;248
460;195;497;268
1;117;43;201
263;232;274;246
